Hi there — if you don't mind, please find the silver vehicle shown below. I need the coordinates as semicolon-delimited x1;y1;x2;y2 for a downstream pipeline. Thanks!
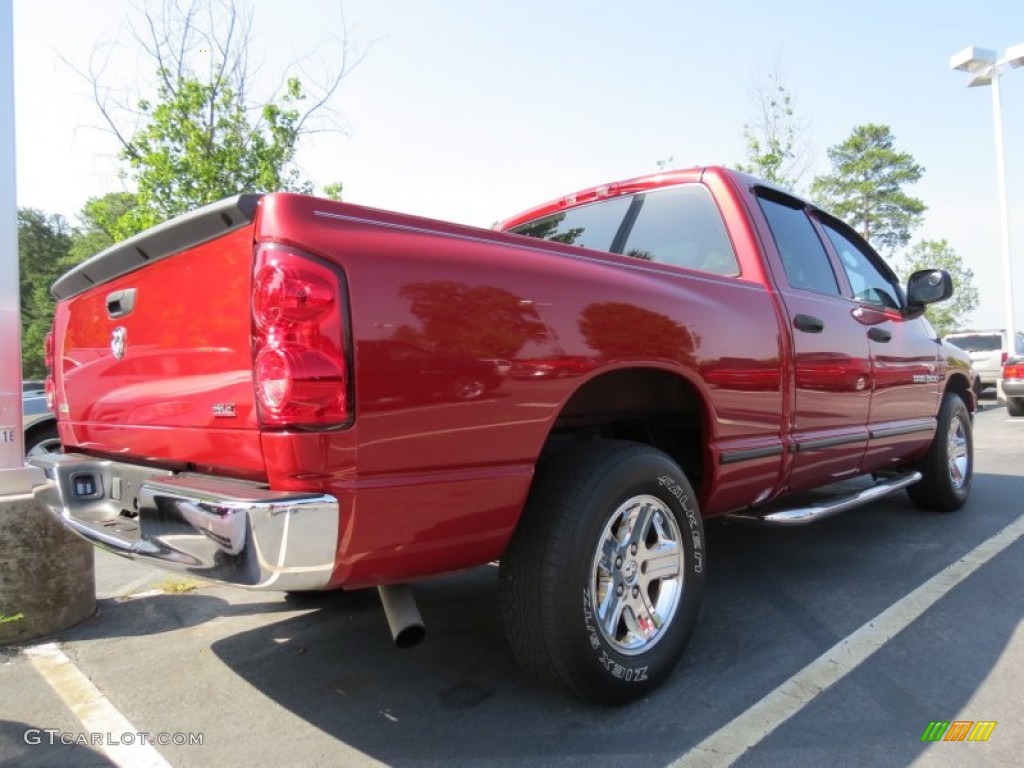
23;389;60;458
1003;356;1024;417
943;329;1024;394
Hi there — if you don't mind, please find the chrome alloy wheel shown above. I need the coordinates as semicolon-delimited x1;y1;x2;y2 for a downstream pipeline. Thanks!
590;494;685;656
26;437;61;459
947;415;969;489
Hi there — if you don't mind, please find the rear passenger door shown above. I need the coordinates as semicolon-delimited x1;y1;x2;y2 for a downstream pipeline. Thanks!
754;193;872;491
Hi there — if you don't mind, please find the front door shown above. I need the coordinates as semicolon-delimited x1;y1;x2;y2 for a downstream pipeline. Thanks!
818;219;941;470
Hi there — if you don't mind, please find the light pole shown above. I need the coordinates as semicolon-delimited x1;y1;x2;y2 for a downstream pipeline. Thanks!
950;45;1024;345
1;0;33;491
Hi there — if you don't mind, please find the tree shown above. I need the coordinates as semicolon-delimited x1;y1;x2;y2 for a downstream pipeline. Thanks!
811;124;925;257
69;192;139;263
18;210;72;378
900;240;979;336
74;0;366;238
735;67;811;191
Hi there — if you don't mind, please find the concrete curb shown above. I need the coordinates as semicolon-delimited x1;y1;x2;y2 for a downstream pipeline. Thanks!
0;493;96;644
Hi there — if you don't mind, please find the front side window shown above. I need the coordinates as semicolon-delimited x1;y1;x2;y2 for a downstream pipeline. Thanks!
757;195;840;296
618;185;739;276
821;222;902;310
508;196;632;252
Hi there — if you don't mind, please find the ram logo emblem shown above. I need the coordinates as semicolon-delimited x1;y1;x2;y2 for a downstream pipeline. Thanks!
111;326;128;360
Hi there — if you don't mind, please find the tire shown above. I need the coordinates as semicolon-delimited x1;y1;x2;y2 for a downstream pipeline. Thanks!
25;423;61;459
449;377;486;401
499;440;705;705
1007;398;1024;417
907;392;973;512
972;377;982;402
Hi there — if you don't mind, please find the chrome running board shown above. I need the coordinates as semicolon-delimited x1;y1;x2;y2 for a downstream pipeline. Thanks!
726;471;923;526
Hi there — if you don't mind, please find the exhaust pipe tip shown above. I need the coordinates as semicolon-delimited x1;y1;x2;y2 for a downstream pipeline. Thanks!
378;584;426;649
393;623;426;650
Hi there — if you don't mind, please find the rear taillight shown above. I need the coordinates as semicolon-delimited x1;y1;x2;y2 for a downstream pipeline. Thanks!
252;243;349;428
1001;352;1008;366
44;331;55;410
1005;361;1024;380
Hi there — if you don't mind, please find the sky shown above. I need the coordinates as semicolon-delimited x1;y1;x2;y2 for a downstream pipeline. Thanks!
10;0;1024;331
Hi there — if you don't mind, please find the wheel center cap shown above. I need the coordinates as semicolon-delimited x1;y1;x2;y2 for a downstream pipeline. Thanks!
622;560;638;583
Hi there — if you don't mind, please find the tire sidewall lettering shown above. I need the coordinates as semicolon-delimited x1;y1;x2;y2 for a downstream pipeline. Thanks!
583;587;649;683
658;474;703;573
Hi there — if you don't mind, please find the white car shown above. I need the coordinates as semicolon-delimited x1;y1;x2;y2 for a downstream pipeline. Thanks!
944;329;1024;394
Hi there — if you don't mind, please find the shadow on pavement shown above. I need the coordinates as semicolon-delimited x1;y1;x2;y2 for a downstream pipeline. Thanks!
195;473;1021;765
0;720;114;767
61;593;311;641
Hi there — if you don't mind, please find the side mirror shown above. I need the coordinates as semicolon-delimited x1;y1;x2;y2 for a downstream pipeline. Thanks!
906;269;953;314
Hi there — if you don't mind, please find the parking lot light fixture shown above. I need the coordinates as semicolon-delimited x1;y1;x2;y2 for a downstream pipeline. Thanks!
950;45;1024;341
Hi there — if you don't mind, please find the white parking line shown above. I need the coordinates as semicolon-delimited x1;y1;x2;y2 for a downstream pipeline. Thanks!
671;514;1024;768
24;643;171;768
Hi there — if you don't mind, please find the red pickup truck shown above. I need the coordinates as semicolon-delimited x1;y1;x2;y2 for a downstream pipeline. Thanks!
32;166;974;705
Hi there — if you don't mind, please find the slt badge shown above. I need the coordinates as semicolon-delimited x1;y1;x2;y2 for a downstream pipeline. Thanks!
111;326;128;360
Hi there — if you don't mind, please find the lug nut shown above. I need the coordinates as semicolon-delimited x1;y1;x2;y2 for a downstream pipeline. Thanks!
616;585;624;596
631;544;638;556
615;557;622;568
632;586;640;598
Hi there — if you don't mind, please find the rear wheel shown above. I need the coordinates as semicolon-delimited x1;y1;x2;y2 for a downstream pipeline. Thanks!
499;440;704;705
25;424;61;459
907;392;973;512
1007;398;1024;417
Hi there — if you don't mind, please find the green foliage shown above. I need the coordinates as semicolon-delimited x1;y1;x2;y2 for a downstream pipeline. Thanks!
900;239;979;337
811;124;925;257
18;210;72;378
322;182;344;201
69;192;138;262
117;73;313;236
77;0;363;240
735;69;809;191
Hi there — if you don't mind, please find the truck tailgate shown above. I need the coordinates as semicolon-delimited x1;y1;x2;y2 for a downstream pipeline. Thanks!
51;201;265;478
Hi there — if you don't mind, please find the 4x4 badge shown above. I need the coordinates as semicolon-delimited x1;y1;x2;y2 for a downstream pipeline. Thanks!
111;326;128;360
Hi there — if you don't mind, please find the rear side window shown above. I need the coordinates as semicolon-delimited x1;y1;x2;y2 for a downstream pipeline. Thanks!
757;196;840;296
510;184;738;276
619;185;739;276
508;196;631;252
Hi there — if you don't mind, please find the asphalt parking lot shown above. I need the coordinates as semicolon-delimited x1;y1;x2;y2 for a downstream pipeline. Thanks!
1;401;1022;767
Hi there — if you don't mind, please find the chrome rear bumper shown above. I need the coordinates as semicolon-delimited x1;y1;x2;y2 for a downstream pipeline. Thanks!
30;453;340;591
